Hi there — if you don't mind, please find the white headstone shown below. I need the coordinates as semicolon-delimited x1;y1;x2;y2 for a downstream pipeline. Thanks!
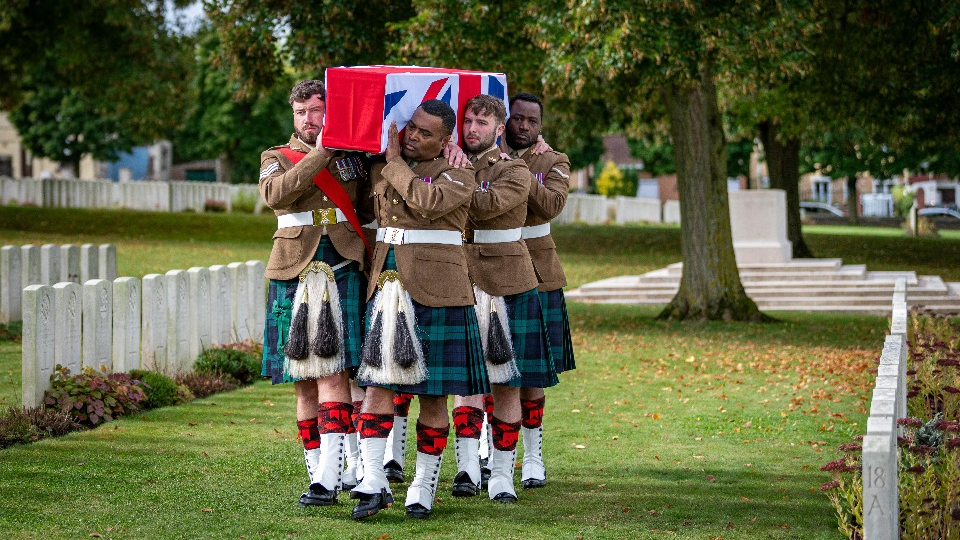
22;285;56;407
862;434;898;540
728;189;793;264
21;244;40;287
40;244;60;285
209;265;232;345
0;245;21;323
141;274;169;374
228;262;250;342
188;267;212;364
112;277;141;373
61;244;81;283
80;244;98;284
82;279;113;371
166;270;191;373
53;282;82;375
99;244;117;281
246;260;266;343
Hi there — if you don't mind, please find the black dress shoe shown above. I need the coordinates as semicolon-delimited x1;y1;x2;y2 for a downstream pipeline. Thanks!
479;458;490;490
298;484;338;507
351;488;394;520
451;471;479;497
341;481;357;491
384;460;405;483
521;477;546;489
405;503;431;519
491;492;518;504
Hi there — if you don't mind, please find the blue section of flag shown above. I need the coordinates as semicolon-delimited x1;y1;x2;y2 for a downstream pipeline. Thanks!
487;76;505;100
384;90;407;119
439;86;452;106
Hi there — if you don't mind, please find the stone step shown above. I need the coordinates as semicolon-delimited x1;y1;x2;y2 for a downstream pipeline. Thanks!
577;279;950;296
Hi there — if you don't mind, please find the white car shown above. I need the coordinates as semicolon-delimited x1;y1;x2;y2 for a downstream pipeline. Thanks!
917;207;960;220
800;201;845;217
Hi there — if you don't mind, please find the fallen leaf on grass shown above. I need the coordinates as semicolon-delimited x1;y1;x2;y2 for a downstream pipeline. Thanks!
201;508;213;513
705;475;716;482
574;444;586;449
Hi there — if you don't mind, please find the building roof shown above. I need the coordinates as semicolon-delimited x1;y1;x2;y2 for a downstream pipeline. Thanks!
600;134;644;167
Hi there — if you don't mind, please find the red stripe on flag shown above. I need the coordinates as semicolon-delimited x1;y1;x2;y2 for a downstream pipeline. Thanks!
457;74;482;148
423;77;449;102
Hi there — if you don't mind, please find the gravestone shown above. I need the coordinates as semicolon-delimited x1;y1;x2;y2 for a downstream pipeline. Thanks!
141;274;169;374
209;264;232;345
22;285;56;407
99;245;117;282
188;267;212;361
166;270;191;373
112;277;141;373
228;263;250;342
246;260;266;342
53;282;82;374
728;189;793;264
80;244;98;283
61;244;80;283
40;244;60;285
21;244;40;288
862;433;898;540
82;279;112;370
0;245;21;322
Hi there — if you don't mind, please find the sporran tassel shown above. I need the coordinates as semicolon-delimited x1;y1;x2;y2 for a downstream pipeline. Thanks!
394;297;417;369
311;286;340;357
362;307;384;368
486;300;514;365
284;287;310;360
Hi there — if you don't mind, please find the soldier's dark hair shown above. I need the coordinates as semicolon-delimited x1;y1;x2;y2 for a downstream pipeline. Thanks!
509;92;544;117
418;99;457;137
289;80;325;105
465;94;507;125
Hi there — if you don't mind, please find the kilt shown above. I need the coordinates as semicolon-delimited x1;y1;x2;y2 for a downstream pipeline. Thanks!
262;236;366;384
539;288;576;373
360;247;489;397
498;288;558;389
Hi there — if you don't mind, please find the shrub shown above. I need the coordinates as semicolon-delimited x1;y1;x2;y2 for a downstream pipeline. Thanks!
230;189;259;214
594;160;626;197
43;365;147;426
203;199;227;213
129;369;184;410
0;321;22;342
174;372;239;399
0;405;83;449
193;345;261;385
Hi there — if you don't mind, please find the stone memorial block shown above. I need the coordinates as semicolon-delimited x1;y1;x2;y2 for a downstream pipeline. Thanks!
112;277;141;373
99;244;117;281
22;285;56;407
53;282;82;374
40;244;60;285
246;260;266;342
141;274;168;374
82;279;113;370
188;267;212;363
728;190;792;264
862;434;898;540
209;265;232;346
80;244;98;284
227;262;250;342
61;244;80;283
21;244;41;287
867;414;896;436
663;200;681;224
166;270;191;373
0;245;21;323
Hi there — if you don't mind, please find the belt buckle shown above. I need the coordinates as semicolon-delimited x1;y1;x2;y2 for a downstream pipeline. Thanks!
462;229;474;244
384;227;404;245
313;208;336;225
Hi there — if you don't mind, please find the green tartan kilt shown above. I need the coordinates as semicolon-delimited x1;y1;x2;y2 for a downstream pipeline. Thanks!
261;236;366;384
539;288;576;374
497;288;559;389
360;247;490;397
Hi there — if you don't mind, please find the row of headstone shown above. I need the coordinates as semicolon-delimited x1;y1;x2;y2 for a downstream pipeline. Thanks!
554;194;608;225
615;196;661;224
0;177;263;213
861;278;909;540
21;260;266;407
1;244;116;323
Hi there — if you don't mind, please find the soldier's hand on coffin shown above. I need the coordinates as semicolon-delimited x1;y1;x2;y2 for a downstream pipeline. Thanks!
532;134;553;155
315;128;334;159
386;121;401;162
444;141;470;168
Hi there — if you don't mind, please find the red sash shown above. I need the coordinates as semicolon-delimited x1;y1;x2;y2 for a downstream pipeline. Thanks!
278;147;372;261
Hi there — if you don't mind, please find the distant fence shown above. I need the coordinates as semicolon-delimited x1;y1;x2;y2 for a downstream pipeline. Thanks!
0;177;263;213
1;244;117;323
861;278;908;539
20;261;266;407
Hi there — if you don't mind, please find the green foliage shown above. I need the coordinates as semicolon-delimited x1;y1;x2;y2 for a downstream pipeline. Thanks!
893;184;915;218
0;406;83;449
129;370;185;410
194;346;261;385
173;372;240;400
0;321;22;343
230;189;259;214
726;138;754;179
629;136;676;177
43;366;146;427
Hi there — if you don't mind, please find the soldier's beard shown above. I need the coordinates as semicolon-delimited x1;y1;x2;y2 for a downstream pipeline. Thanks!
296;126;319;145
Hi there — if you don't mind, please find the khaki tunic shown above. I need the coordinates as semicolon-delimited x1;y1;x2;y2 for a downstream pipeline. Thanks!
516;148;571;292
259;135;375;280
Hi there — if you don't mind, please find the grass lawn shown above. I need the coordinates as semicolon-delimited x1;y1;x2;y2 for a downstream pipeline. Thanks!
1;206;954;539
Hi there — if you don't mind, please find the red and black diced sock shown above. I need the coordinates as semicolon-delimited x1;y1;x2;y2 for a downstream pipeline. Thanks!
349;400;363;434
490;415;521;451
357;412;394;439
318;401;352;435
297;418;320;450
416;421;450;456
393;392;414;417
452;406;484;439
521;397;545;429
483;393;495;418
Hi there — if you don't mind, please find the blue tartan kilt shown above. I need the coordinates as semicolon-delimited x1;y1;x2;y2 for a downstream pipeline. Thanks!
261;236;366;384
539;288;576;374
498;288;559;389
360;247;490;397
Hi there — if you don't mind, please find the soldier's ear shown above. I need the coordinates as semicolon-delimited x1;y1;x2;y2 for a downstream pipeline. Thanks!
441;133;452;148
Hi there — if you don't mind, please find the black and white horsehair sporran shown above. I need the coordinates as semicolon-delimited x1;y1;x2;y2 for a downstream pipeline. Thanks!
283;260;347;379
358;270;428;385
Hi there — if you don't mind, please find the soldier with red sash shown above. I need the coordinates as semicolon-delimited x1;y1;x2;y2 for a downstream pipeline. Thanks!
502;92;576;490
259;79;376;508
351;99;489;520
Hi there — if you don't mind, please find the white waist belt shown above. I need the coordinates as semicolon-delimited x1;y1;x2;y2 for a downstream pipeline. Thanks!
473;228;522;243
520;223;551;240
377;227;463;245
278;209;347;229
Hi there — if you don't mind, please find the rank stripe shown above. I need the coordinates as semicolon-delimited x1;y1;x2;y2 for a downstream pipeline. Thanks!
551;167;570;179
259;162;279;179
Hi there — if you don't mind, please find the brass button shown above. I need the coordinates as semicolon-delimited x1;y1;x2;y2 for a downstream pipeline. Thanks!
323;195;329;202
391;216;399;222
392;198;399;205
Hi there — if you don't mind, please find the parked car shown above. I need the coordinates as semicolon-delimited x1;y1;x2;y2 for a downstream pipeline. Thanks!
800;201;846;217
918;207;960;220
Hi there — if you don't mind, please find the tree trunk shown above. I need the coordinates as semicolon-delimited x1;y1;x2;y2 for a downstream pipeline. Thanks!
657;61;770;322
758;120;814;258
846;176;859;225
